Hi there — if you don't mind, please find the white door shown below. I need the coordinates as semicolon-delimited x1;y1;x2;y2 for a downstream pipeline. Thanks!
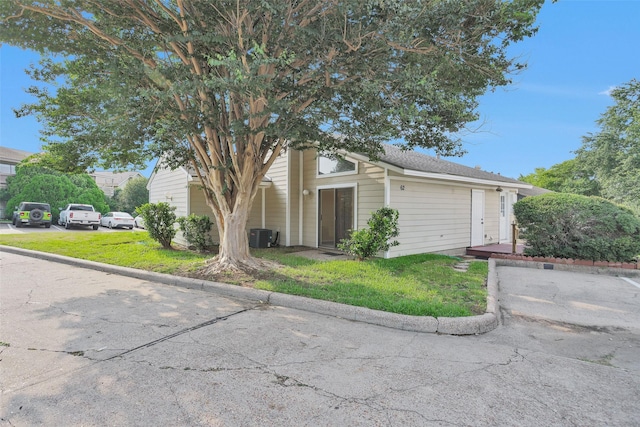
471;189;484;247
499;191;516;243
499;192;509;243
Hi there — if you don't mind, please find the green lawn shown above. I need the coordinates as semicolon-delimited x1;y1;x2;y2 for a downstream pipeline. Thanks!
0;232;488;317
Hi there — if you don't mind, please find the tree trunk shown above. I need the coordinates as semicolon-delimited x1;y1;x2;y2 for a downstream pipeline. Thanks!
201;172;266;274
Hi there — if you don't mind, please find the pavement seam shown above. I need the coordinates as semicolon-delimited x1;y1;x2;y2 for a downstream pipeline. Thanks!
105;308;253;360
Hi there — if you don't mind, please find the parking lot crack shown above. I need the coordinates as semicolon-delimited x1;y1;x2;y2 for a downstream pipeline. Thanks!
105;307;254;360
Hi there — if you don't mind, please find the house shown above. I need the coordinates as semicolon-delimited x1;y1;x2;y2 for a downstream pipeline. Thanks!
147;144;533;257
0;147;34;218
90;171;145;197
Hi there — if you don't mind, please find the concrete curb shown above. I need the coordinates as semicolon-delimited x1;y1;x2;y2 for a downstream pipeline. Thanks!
493;257;640;278
0;245;499;335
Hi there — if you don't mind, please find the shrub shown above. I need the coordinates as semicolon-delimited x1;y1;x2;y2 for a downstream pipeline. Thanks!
177;214;213;252
338;207;400;261
513;193;640;262
135;202;177;249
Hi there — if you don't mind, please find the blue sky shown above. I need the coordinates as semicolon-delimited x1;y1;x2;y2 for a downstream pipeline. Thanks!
1;0;639;179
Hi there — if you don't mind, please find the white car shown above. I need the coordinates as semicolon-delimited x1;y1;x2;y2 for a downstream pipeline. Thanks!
101;212;135;229
134;215;145;229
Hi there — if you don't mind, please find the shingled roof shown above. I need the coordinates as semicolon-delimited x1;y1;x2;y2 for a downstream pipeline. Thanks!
377;144;527;186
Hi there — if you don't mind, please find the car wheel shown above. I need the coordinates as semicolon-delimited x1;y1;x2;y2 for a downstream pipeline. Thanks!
30;209;43;221
65;221;71;229
92;225;99;230
15;221;22;228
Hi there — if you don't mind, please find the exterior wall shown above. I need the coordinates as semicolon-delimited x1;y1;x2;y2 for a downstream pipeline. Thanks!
300;149;385;248
147;167;190;217
387;178;472;257
264;151;289;246
188;185;221;243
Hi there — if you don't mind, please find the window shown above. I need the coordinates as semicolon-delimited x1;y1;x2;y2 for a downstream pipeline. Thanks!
318;154;356;176
0;163;15;174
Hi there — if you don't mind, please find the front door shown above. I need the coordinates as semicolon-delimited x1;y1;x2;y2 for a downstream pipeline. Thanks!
471;189;484;247
319;188;354;247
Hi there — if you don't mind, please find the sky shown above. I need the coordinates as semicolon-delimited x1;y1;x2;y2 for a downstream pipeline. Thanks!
1;0;639;179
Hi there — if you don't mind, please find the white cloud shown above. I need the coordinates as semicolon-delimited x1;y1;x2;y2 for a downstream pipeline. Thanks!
598;86;617;96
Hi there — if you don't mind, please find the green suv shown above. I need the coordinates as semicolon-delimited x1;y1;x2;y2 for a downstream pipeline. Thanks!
13;202;53;228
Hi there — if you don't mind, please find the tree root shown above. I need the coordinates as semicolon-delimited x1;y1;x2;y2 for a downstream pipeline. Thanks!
201;254;279;275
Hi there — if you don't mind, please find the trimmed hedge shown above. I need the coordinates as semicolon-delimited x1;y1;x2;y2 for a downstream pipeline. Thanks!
513;193;640;262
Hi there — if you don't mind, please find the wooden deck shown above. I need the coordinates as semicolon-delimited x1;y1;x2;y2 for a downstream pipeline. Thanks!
466;243;525;258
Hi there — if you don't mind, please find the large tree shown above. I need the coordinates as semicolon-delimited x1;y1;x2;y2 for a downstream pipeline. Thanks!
576;79;640;214
1;0;543;272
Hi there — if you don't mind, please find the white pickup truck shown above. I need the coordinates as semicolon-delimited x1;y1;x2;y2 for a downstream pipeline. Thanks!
58;204;102;230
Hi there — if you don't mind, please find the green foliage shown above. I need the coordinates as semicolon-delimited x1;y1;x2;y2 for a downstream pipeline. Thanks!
519;159;600;196
0;0;543;264
4;162;108;220
110;176;149;214
338;207;400;260
513;193;640;262
135;202;177;249
176;214;213;252
0;231;488;317
575;79;640;215
522;79;640;216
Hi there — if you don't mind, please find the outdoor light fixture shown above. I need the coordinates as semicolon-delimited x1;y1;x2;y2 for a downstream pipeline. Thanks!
496;186;503;192
302;189;310;196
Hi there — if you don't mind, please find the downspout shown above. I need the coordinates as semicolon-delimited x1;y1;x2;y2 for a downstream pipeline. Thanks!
299;150;304;246
285;149;291;246
384;167;391;259
261;187;266;229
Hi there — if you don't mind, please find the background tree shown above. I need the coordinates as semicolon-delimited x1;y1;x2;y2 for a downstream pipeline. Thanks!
520;79;639;216
1;0;543;272
518;158;600;196
575;79;640;214
111;176;149;214
4;162;109;220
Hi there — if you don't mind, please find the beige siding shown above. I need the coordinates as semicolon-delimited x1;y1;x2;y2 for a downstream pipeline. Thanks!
263;151;289;245
288;150;301;246
300;149;385;248
388;180;472;257
147;167;189;217
188;185;221;243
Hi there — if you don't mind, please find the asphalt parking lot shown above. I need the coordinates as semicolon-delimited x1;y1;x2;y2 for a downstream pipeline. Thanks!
1;250;639;426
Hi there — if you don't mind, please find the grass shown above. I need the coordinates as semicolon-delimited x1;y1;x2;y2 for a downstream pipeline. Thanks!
0;232;488;317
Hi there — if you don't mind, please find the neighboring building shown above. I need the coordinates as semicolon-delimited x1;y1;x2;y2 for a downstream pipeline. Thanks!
90;171;144;197
0;147;34;218
148;144;533;257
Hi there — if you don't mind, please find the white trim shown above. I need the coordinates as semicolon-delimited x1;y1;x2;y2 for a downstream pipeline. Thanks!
299;150;304;246
285;150;291;247
315;153;359;179
404;169;531;189
261;187;266;229
344;151;532;190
